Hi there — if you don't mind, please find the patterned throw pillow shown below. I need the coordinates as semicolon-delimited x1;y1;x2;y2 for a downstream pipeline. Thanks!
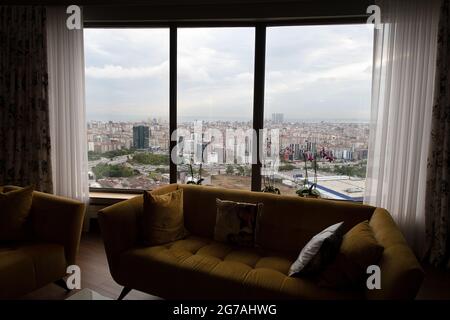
288;221;344;277
214;199;263;247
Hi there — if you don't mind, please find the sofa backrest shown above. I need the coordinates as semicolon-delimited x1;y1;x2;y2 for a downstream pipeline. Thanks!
1;185;85;266
365;208;424;299
177;184;375;258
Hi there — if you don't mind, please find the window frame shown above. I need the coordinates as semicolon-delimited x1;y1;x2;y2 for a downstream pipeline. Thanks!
84;16;369;194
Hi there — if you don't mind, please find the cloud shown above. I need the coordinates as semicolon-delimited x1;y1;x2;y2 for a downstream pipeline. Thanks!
85;62;168;79
85;26;374;122
265;60;372;96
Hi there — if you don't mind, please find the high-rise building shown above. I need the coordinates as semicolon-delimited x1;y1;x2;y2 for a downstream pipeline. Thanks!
292;143;302;160
271;113;284;124
133;125;150;149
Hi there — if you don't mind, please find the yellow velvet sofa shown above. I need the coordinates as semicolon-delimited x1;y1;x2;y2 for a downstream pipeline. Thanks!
98;184;424;300
0;186;85;299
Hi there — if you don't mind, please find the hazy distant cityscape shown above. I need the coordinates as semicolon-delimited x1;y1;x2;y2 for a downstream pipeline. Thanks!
87;113;369;200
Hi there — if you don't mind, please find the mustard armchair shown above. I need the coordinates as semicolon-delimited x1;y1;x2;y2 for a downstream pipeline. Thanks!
0;186;85;299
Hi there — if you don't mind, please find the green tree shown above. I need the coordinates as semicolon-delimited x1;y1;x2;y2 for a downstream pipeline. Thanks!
333;164;367;178
154;167;170;174
278;164;296;171
88;148;135;161
132;153;169;165
148;172;162;181
226;165;234;175
88;151;101;161
92;163;135;179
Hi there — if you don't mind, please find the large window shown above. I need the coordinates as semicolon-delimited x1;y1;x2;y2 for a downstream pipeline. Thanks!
84;24;374;199
85;29;170;190
264;25;373;200
176;28;255;190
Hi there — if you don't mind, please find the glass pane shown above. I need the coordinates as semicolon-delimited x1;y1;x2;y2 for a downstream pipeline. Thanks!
176;28;255;190
85;28;170;190
264;25;373;200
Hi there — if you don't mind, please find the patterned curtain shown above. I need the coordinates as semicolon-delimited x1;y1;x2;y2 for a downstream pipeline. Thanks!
0;6;53;193
425;0;450;267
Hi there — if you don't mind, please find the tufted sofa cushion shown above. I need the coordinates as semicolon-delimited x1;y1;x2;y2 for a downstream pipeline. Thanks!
117;235;362;300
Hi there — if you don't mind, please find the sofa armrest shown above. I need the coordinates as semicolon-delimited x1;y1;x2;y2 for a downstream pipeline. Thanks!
367;208;424;299
30;191;85;266
98;196;143;277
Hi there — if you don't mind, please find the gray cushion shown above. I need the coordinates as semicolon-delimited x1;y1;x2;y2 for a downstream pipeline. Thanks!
289;221;344;276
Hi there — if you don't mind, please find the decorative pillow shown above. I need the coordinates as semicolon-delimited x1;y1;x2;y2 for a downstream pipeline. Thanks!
141;188;187;246
288;221;344;277
0;186;34;241
214;199;263;247
318;221;384;289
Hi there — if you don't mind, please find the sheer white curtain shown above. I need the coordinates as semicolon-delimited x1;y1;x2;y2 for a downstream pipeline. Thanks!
47;6;89;203
365;0;441;255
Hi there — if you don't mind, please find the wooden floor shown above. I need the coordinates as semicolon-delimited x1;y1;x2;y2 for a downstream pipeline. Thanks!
22;232;450;300
416;264;450;300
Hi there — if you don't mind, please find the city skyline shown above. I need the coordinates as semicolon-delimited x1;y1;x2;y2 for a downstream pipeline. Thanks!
87;118;370;156
87;116;370;123
87;117;368;199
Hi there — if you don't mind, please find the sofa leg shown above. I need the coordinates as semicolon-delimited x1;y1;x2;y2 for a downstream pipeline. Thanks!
118;287;131;300
54;279;71;292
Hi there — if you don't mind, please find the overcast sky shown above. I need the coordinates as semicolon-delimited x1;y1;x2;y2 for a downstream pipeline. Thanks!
84;25;374;122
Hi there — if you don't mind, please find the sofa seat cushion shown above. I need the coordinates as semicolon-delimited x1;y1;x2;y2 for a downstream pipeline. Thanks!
0;249;36;299
118;236;363;299
17;243;67;287
0;243;67;298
